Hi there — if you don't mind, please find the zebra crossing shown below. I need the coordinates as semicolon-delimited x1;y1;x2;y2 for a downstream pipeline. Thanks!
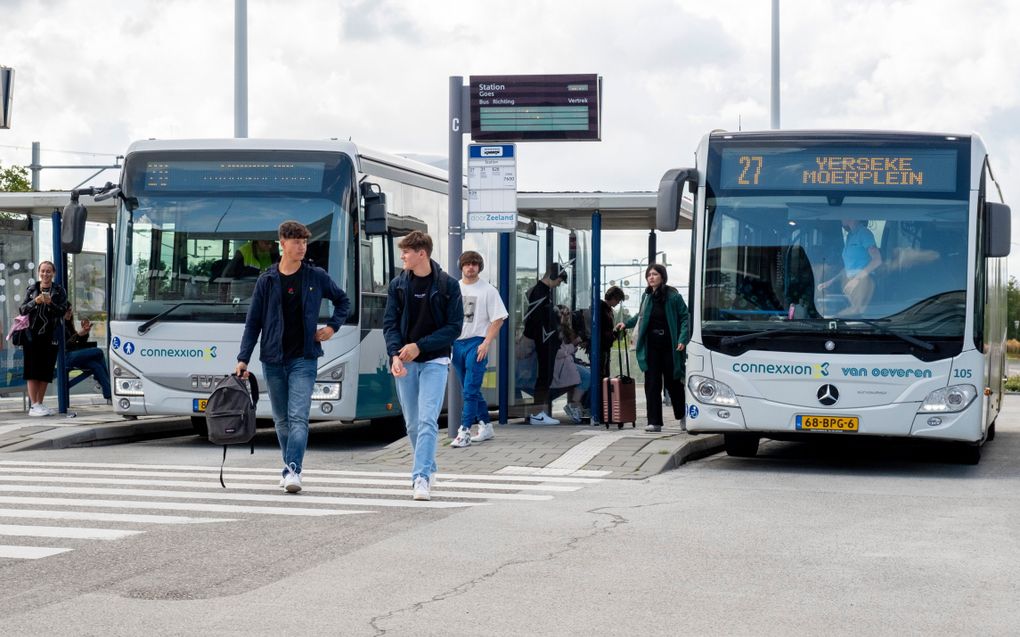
0;460;604;561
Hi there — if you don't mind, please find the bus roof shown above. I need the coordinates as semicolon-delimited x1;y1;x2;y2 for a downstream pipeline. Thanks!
708;129;976;143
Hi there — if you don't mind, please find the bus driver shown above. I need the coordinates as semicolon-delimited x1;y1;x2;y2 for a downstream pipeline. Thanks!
817;219;882;316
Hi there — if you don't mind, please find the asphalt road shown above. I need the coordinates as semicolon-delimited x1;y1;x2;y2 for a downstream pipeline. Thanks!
1;402;1017;636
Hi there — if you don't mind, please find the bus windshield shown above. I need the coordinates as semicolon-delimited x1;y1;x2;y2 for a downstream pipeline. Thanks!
113;150;357;323
702;138;970;343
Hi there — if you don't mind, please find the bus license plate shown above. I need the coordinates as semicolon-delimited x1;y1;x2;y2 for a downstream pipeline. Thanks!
796;415;858;432
193;399;208;413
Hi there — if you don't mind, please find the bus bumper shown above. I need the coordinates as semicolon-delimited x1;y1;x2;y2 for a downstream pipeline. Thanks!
686;395;982;443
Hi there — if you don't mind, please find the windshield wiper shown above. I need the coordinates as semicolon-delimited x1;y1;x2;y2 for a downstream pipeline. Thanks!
720;327;802;346
137;301;240;335
846;319;935;352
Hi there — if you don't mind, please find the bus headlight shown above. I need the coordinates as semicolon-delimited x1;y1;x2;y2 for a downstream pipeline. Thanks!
311;383;341;400
115;378;145;396
688;375;739;407
918;384;977;413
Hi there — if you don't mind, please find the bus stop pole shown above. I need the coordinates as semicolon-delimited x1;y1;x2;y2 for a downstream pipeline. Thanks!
52;210;69;415
446;76;465;438
590;210;602;424
498;232;510;425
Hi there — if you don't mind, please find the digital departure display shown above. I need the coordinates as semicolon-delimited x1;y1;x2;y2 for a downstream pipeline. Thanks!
142;160;326;193
718;146;959;192
469;74;601;142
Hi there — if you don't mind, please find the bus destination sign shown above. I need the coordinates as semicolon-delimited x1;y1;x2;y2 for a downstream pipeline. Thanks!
469;74;601;142
718;146;959;192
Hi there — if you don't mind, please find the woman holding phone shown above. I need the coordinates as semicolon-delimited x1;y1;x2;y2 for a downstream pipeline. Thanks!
18;261;68;416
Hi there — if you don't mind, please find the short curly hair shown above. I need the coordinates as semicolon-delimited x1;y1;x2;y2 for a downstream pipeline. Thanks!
278;220;311;240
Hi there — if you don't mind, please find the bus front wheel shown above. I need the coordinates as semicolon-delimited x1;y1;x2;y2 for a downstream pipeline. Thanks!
191;416;209;438
724;433;759;458
956;442;981;465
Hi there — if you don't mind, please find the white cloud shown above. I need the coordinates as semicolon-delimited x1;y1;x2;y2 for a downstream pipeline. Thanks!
2;0;1020;275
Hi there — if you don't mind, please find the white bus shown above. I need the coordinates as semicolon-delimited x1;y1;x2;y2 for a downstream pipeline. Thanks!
108;138;501;434
657;131;1010;463
108;138;588;434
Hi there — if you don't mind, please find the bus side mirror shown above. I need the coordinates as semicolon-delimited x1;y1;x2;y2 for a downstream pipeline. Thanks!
61;202;88;254
656;168;697;232
361;182;387;236
985;202;1011;258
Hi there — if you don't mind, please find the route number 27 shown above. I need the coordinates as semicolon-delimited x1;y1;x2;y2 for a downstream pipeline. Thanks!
737;155;763;185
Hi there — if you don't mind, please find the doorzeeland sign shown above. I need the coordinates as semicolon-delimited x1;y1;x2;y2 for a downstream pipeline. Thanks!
466;144;517;233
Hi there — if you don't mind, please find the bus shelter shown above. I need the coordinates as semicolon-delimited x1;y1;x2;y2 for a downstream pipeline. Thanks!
0;192;116;413
500;191;693;426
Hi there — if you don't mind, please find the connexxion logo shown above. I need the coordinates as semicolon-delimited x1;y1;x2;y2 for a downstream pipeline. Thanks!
112;336;217;360
731;361;829;378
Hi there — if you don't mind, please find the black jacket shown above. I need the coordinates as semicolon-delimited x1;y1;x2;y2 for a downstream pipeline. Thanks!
383;260;464;359
19;282;68;339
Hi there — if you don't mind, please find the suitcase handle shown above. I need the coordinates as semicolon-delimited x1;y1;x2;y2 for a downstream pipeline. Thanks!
615;329;631;378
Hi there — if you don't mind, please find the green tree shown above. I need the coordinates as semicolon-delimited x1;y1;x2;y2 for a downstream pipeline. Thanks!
0;162;31;192
1007;276;1020;341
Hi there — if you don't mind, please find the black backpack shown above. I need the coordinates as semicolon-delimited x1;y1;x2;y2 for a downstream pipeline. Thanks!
205;373;259;488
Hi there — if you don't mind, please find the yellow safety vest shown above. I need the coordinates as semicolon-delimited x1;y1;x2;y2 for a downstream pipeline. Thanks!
238;242;273;269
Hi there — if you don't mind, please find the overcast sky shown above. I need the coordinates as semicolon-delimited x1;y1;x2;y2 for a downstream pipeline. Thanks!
2;0;1019;300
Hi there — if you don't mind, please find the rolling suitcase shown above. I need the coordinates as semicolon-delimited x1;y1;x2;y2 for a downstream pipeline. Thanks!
602;330;636;429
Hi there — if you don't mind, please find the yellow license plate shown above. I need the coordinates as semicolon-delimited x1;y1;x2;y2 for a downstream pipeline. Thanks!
796;414;858;432
193;399;208;413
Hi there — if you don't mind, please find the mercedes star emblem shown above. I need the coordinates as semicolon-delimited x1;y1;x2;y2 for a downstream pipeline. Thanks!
817;384;839;406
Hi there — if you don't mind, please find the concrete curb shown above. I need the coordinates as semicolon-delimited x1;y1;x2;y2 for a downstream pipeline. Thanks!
643;433;725;475
0;416;193;452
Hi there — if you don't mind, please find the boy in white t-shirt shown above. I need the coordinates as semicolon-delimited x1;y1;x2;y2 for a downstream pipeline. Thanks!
450;251;509;447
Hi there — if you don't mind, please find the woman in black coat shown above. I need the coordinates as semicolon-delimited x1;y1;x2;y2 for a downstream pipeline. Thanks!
18;261;68;416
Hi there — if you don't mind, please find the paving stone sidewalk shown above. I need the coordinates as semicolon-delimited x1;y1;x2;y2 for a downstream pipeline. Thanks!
0;391;724;477
362;392;724;480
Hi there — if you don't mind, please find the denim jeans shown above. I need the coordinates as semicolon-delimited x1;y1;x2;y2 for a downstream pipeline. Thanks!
262;357;317;476
452;337;489;426
394;359;449;482
65;347;111;399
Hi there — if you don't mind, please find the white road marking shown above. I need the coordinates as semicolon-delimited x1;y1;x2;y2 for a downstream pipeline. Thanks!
0;468;581;492
542;434;622;472
0;508;234;525
0;524;142;540
0;485;485;509
0;476;551;501
0;496;371;517
0;461;604;484
0;545;72;559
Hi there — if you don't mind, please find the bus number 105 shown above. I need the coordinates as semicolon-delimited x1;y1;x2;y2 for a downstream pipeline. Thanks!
738;155;764;185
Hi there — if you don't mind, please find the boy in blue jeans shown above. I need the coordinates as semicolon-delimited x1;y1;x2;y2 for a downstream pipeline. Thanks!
450;251;508;448
235;220;350;493
383;231;463;501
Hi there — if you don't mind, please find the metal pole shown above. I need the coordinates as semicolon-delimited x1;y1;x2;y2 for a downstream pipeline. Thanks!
52;210;69;414
234;0;248;138
771;0;781;130
447;76;465;437
106;225;114;351
590;210;602;424
648;230;656;265
498;232;511;425
30;141;40;190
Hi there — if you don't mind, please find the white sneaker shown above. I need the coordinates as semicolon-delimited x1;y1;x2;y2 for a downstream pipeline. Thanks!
528;411;560;426
450;427;472;448
564;403;583;424
28;404;46;417
471;422;494;443
413;476;431;501
41;405;55;416
283;465;302;493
